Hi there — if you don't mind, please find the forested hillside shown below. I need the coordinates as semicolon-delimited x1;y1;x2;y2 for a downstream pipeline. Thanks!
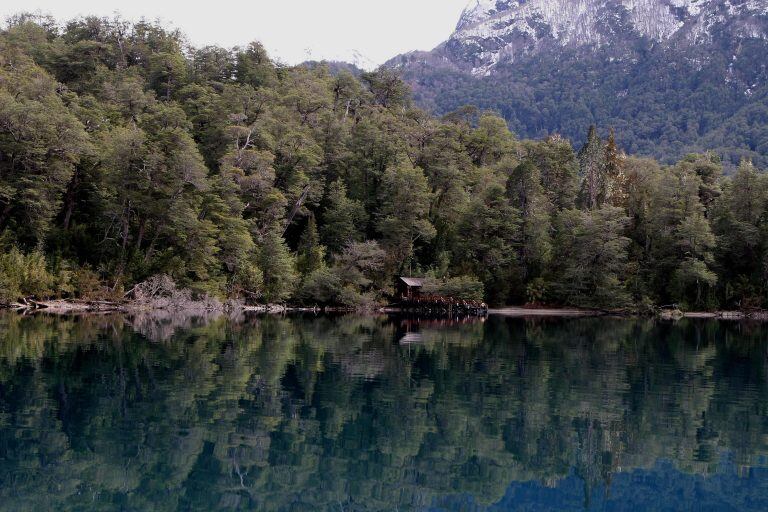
392;45;768;169
1;15;767;310
388;0;768;168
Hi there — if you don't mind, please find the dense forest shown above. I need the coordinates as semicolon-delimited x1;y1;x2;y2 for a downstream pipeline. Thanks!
391;33;768;168
1;14;767;310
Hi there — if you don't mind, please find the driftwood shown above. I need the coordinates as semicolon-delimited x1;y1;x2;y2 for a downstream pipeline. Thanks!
7;297;49;310
4;296;126;313
128;275;223;311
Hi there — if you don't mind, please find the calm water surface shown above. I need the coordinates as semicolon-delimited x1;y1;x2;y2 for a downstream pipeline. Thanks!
1;312;767;511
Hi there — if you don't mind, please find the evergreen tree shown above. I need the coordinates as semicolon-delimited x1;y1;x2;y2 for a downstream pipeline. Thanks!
550;206;631;308
376;162;436;273
296;214;326;276
577;126;606;210
320;180;366;254
258;229;298;303
506;160;552;279
455;175;522;305
0;46;89;247
671;212;717;308
604;129;628;207
711;160;767;307
525;135;579;211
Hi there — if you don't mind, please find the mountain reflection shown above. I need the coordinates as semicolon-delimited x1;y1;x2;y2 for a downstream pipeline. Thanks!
0;312;767;511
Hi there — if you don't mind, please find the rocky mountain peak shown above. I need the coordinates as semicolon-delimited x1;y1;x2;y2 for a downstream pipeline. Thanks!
447;0;768;75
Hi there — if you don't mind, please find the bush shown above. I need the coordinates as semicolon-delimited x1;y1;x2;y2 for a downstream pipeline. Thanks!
131;274;223;310
0;248;56;303
228;263;264;303
297;268;343;305
337;286;379;310
72;266;111;300
526;278;547;304
297;267;382;309
422;275;485;302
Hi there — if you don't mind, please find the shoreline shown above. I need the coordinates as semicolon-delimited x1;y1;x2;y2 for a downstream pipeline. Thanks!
488;307;601;317
4;299;768;321
489;307;768;321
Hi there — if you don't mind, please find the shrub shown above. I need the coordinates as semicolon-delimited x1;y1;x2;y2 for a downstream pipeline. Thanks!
422;275;485;302
0;248;56;303
229;263;264;302
337;286;379;310
297;268;343;305
72;266;109;300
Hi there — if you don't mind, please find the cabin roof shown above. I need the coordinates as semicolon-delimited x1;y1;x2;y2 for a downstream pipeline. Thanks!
399;277;425;288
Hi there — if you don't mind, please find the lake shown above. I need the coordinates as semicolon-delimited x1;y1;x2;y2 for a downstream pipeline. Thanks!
0;312;767;511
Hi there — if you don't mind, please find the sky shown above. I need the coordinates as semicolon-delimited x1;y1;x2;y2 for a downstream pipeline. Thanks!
0;0;471;68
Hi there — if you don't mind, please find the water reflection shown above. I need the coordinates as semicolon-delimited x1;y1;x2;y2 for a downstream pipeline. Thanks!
0;312;767;511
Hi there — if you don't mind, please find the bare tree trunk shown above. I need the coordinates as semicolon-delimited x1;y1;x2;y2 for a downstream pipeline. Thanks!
62;168;80;230
135;218;146;254
0;202;12;231
120;200;131;254
144;222;165;263
113;199;132;290
282;185;311;235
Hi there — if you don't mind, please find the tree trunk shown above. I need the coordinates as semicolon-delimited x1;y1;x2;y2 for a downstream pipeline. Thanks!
283;185;311;235
135;218;146;254
62;168;81;230
0;202;12;231
113;199;132;290
144;223;164;263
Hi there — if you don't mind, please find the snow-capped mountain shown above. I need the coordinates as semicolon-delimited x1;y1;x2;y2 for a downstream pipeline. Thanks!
302;48;377;71
398;0;768;76
324;49;378;71
384;0;768;167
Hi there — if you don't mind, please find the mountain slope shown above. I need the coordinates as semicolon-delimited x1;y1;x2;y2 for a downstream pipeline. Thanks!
386;0;768;166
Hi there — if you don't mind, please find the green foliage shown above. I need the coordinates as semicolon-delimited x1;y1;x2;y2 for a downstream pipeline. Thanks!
298;241;387;308
711;160;768;308
229;261;264;302
320;179;366;254
71;266;107;300
298;267;343;305
258;229;298;303
0;44;90;247
361;69;411;109
506;160;552;278
0;15;765;309
0;249;56;302
377;162;436;272
577;125;606;210
296;215;326;275
454;175;521;305
550;207;632;309
401;42;768;168
422;275;485;302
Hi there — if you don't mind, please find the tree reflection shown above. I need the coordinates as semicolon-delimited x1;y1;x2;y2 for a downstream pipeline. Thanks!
0;312;767;510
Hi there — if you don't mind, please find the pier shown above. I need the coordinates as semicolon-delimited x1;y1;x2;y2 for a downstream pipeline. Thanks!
392;277;487;316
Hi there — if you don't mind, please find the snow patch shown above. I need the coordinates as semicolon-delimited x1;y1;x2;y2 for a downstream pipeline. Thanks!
450;0;768;75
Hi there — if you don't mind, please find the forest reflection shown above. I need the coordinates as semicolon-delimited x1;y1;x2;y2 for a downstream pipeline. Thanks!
1;312;767;511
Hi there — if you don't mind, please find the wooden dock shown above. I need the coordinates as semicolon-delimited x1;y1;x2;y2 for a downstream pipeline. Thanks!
394;294;488;316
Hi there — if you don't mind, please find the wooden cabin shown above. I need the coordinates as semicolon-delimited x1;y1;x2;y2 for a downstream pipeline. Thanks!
393;276;487;317
396;277;425;301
